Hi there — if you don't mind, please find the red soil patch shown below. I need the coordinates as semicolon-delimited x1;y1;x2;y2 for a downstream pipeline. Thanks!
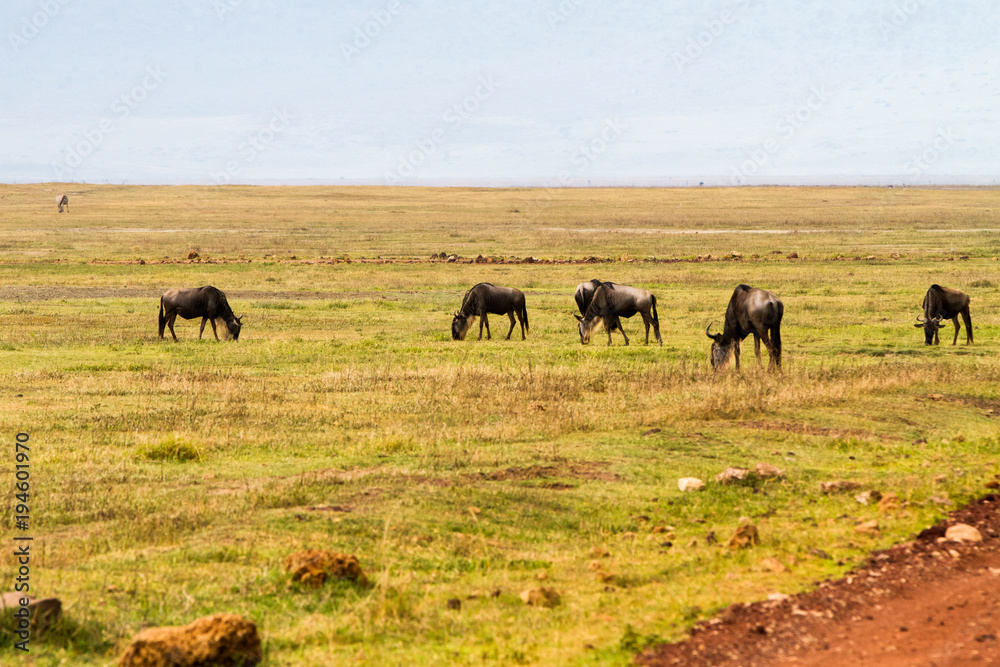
637;494;1000;666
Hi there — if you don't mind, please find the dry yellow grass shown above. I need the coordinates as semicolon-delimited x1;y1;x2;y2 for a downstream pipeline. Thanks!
0;184;998;665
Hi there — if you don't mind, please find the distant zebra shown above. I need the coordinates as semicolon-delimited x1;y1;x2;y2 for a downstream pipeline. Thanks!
57;194;68;213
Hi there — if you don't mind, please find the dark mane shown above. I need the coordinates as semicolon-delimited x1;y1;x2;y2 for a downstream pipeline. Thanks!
459;282;493;316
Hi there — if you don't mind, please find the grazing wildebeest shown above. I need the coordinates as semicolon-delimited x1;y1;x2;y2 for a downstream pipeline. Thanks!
915;284;972;345
57;194;68;212
705;284;783;370
575;283;661;346
159;286;243;342
574;278;610;315
452;283;529;341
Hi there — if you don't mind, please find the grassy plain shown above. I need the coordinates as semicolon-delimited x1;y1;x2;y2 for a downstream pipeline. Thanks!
0;184;999;665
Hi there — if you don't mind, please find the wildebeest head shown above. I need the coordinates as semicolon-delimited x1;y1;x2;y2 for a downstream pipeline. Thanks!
574;313;601;345
452;312;474;340
227;315;243;340
914;315;945;345
705;322;733;368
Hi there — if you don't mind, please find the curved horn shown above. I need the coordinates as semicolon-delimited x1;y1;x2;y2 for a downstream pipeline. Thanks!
915;315;926;322
705;322;715;339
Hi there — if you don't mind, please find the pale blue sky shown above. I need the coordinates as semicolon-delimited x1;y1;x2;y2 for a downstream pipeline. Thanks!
1;0;997;185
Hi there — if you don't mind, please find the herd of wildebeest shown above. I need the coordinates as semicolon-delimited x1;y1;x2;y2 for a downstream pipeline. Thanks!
156;278;975;370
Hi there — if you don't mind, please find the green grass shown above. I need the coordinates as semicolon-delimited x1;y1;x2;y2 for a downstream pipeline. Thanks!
0;184;999;665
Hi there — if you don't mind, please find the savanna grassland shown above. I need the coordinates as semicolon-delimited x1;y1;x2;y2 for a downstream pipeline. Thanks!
1;184;999;666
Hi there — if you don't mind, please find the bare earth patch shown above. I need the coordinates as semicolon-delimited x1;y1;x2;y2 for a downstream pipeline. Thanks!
637;494;1000;666
0;285;381;302
476;461;619;483
737;420;899;441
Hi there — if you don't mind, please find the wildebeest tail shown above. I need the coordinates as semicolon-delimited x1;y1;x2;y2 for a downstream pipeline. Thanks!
522;302;529;333
158;297;166;337
650;294;659;324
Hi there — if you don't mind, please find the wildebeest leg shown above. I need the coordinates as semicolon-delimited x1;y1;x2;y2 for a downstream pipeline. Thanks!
506;311;516;340
642;314;651;345
199;317;208;339
618;320;630;346
770;325;782;369
758;331;775;370
733;339;741;370
480;313;490;340
209;318;219;341
952;316;960;345
962;307;973;344
167;314;179;342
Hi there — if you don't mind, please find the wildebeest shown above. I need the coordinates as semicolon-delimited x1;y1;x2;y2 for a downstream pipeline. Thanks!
915;284;972;345
159;286;243;342
705;284;783;370
452;283;529;341
574;278;609;315
575;283;661;346
57;194;68;212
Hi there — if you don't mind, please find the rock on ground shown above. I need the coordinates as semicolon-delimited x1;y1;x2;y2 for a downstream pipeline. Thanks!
678;477;705;492
520;587;561;608
728;522;760;549
283;550;369;588
118;613;262;667
0;594;61;634
945;523;983;543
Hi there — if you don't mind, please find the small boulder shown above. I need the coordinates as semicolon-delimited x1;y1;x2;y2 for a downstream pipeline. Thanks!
715;467;750;484
754;462;784;479
878;493;900;512
678;477;705;492
283;550;368;588
186;251;199;260
855;490;883;505
854;519;880;535
728;521;760;549
118;613;262;667
821;480;861;493
945;523;983;544
0;594;61;634
786;252;799;259
520;587;561;608
446;254;458;263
